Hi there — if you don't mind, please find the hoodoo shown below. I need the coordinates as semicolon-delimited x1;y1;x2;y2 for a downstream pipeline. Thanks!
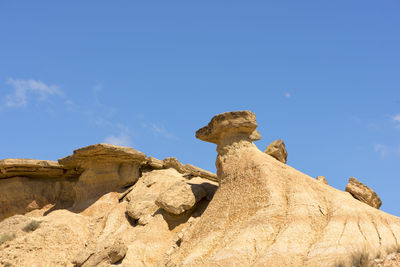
167;110;400;267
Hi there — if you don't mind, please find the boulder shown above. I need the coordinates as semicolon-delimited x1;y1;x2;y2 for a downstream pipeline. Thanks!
264;139;288;164
345;177;382;209
145;156;164;170
156;181;207;215
316;176;328;185
125;169;185;224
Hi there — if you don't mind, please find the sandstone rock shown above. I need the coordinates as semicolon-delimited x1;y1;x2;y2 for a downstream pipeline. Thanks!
163;157;186;173
0;158;80;179
156;181;207;215
196;110;261;145
145;156;164;170
125;169;185;223
345;177;382;209
59;143;146;167
316;176;328;184
264;139;288;164
59;143;146;205
167;110;400;267
0;176;76;221
183;164;218;182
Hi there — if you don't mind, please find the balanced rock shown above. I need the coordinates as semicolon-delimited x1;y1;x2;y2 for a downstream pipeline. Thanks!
316;176;328;185
345;177;382;209
156;181;207;215
264;139;288;164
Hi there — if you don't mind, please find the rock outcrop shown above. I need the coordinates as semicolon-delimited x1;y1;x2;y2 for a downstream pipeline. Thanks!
264;139;288;164
0;110;399;267
345;177;382;209
167;110;400;267
316;175;328;184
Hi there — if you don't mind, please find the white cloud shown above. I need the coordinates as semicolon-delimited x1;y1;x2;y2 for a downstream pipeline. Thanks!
374;144;389;159
393;114;400;128
4;78;63;107
142;122;177;140
104;132;132;147
285;92;291;98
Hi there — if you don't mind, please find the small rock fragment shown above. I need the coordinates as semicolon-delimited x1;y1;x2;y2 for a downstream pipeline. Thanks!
316;176;328;185
264;139;288;164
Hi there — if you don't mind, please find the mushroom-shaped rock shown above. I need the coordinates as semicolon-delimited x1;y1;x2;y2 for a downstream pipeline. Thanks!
195;110;261;146
264;139;288;164
345;177;382;209
59;143;146;204
167;111;400;267
155;181;207;215
316;176;328;185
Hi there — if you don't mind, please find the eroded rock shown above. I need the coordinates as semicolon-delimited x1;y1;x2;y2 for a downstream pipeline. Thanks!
264;139;288;164
167;110;400;267
156;181;207;215
345;177;382;209
316;176;328;184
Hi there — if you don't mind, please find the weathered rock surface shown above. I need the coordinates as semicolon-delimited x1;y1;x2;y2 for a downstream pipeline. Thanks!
60;143;147;206
167;111;400;267
316;175;328;184
156;181;207;215
345;177;382;209
1;111;399;267
264;139;288;164
0;159;65;179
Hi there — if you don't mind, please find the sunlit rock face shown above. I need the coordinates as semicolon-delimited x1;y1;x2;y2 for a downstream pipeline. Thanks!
167;110;400;267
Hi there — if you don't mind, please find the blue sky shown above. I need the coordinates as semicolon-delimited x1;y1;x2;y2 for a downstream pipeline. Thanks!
1;1;399;214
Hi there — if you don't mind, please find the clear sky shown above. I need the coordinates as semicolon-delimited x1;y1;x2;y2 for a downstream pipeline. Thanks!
1;1;399;214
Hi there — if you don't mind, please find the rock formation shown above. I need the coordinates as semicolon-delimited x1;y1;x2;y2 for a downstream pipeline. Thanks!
264;139;288;164
316;175;328;184
345;177;383;209
167;111;400;267
0;110;399;267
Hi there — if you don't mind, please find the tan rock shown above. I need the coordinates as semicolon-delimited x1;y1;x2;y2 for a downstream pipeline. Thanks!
145;156;164;170
264;139;288;164
167;110;400;267
156;181;207;215
316;176;328;184
59;143;146;205
183;164;218;182
0;158;79;179
196;110;261;145
345;177;382;209
125;169;185;223
163;157;186;173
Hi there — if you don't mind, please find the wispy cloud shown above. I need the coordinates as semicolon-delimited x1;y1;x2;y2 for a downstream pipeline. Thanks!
104;132;132;146
374;144;389;159
4;78;63;107
142;122;177;140
392;114;400;128
285;92;291;99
